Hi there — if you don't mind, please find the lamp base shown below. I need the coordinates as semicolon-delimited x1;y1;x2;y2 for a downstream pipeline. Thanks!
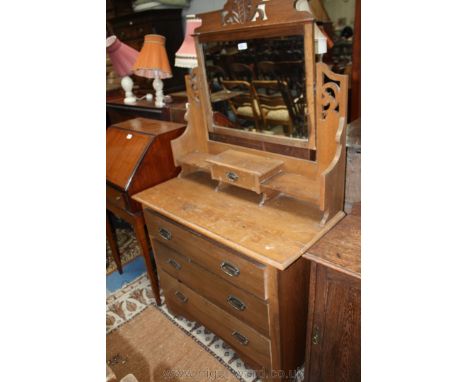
124;96;137;104
121;75;137;105
152;78;165;108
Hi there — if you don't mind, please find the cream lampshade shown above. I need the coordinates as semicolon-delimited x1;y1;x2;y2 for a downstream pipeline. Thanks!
133;34;172;108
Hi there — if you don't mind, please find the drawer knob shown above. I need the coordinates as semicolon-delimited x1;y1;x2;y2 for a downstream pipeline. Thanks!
231;331;249;346
115;196;121;201
226;171;239;182
159;228;172;241
166;258;181;270
227;295;246;311
220;261;240;277
175;291;188;303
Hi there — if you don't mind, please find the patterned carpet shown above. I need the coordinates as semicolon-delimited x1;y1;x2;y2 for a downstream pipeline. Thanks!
106;274;305;382
106;228;141;274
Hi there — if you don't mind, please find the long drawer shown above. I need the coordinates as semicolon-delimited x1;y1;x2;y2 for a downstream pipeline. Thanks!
155;243;270;336
161;270;272;369
144;209;267;299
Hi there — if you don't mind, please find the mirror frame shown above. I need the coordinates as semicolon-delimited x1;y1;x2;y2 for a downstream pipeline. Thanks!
194;0;318;153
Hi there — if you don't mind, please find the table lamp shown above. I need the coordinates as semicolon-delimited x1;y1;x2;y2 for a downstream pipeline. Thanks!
175;16;202;69
106;35;139;104
133;34;172;108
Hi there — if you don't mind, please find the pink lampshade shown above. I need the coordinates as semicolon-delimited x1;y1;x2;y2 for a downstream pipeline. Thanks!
175;17;202;68
106;36;139;77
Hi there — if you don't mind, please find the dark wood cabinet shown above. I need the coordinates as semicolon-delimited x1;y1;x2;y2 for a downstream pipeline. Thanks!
303;211;361;382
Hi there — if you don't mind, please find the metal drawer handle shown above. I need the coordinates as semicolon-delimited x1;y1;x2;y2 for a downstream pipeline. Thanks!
226;171;239;182
166;258;181;270
220;261;240;277
159;228;172;241
227;295;246;311
175;291;188;303
232;331;249;346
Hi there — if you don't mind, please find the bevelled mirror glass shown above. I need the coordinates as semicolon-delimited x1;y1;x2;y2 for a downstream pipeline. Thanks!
202;35;308;140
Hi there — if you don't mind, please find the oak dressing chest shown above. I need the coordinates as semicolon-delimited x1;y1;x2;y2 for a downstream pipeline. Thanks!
132;1;349;379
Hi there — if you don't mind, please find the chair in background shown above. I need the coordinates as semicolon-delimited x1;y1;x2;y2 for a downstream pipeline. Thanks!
229;62;255;82
220;80;261;131
206;65;227;92
251;80;293;136
256;61;277;81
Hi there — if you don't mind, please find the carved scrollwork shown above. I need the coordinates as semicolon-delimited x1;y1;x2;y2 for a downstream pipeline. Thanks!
189;68;200;103
316;63;346;121
319;82;340;119
221;0;268;25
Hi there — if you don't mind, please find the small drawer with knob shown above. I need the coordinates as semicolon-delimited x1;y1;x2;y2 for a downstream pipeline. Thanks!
161;270;271;369
144;209;267;300
206;149;284;194
155;244;270;336
106;185;128;210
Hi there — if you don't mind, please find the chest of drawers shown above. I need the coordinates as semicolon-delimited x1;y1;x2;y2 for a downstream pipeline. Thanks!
134;171;345;380
143;204;311;376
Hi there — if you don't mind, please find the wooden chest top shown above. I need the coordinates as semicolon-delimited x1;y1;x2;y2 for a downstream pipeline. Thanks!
303;206;361;277
133;172;344;270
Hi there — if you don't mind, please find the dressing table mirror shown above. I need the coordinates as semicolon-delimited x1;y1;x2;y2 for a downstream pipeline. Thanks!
133;1;348;379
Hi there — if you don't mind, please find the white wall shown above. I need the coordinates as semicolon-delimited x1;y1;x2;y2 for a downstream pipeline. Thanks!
183;0;226;17
323;0;356;26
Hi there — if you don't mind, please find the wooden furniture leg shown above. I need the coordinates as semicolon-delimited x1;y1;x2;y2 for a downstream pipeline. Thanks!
106;211;123;274
133;215;162;306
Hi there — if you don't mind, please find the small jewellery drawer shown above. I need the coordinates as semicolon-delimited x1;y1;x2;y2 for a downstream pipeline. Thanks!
206;149;284;194
156;244;270;336
161;270;271;369
211;164;259;193
106;185;127;210
144;210;267;299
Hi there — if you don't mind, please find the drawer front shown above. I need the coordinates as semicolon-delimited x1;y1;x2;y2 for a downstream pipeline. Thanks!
161;270;271;369
156;243;270;336
106;185;127;210
210;164;259;193
144;210;267;299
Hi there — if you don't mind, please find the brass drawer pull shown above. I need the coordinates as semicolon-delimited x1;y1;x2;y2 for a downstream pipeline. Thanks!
166;258;181;270
226;171;239;182
175;291;188;303
227;295;246;311
231;331;249;346
220;261;240;277
159;228;172;241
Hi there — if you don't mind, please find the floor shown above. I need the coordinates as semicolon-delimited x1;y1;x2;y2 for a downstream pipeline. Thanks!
106;255;146;295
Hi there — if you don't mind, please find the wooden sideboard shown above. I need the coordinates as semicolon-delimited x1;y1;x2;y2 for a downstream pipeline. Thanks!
106;118;185;304
303;205;361;382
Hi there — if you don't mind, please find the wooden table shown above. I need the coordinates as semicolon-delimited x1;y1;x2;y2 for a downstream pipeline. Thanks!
106;93;187;126
106;118;185;305
303;204;361;381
